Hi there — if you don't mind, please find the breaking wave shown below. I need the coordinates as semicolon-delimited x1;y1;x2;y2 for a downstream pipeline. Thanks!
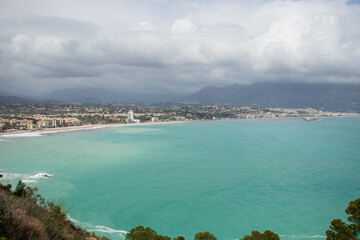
22;179;38;183
0;172;23;179
280;234;326;239
0;126;109;139
68;216;128;239
0;171;53;183
90;225;129;235
28;173;54;179
0;132;43;137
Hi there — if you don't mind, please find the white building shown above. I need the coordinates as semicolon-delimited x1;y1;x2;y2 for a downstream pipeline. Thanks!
151;117;159;122
127;110;134;121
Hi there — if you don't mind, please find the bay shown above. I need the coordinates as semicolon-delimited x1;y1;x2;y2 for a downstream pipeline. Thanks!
1;118;360;240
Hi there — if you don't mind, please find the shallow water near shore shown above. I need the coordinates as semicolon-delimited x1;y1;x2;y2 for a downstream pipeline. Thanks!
1;118;360;240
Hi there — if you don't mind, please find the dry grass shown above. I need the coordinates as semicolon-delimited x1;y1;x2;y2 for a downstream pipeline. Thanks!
0;181;109;240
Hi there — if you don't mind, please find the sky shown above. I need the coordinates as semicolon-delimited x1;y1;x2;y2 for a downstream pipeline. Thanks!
0;0;360;95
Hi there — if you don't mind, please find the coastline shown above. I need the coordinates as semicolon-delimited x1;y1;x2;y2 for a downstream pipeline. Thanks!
1;115;359;137
0;120;192;137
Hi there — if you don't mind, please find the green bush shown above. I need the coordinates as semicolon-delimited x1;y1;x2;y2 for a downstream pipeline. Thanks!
241;230;280;240
326;197;360;240
346;198;360;236
125;226;171;240
174;237;186;240
12;180;27;197
126;226;158;240
45;201;69;238
194;231;217;240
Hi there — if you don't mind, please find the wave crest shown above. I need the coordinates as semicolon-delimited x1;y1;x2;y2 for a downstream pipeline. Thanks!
1;132;43;137
0;171;53;183
22;179;38;183
91;225;128;235
29;173;54;179
280;234;326;239
68;216;128;238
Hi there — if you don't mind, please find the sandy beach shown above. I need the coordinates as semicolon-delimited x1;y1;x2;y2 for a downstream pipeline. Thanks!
1;117;347;137
0;121;192;137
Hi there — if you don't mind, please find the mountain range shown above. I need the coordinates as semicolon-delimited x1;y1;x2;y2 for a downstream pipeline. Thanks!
1;82;359;112
41;88;183;103
184;82;360;112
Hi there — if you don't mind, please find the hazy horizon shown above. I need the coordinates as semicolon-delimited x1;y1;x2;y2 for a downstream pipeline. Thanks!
1;0;360;96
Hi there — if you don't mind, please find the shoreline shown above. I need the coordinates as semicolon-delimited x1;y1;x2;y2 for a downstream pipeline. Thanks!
1;116;359;137
0;120;192;137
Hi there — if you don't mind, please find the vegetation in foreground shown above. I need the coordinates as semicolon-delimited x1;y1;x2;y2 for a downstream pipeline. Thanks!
0;181;109;240
123;226;279;240
326;198;360;240
0;181;359;240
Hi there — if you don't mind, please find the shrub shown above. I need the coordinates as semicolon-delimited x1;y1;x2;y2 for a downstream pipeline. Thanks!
241;230;280;240
126;226;158;240
125;226;172;240
0;181;109;240
174;237;186;240
13;180;27;197
194;231;217;240
0;184;11;192
326;197;360;240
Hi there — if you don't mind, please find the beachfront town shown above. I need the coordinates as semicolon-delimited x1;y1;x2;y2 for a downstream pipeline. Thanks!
0;101;358;133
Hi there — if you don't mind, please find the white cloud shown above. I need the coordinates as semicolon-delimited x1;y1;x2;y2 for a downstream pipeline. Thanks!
0;0;360;95
136;21;154;31
171;15;198;34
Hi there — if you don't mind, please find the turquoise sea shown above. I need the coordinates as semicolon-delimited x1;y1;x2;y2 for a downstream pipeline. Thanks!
1;118;360;240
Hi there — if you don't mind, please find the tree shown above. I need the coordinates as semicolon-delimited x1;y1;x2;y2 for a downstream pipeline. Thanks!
346;198;360;236
326;197;360;240
153;236;171;240
326;219;356;240
174;237;185;240
194;231;217;240
0;183;12;192
126;226;158;240
125;226;171;240
13;180;27;197
241;230;280;240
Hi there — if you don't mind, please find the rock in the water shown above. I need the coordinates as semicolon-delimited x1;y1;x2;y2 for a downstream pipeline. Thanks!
0;174;3;178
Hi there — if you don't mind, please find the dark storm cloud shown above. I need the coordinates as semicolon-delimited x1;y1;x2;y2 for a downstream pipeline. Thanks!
0;0;360;95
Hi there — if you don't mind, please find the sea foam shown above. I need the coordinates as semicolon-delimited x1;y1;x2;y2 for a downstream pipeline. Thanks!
28;173;54;179
0;172;23;179
280;234;326;239
91;225;129;235
22;179;38;183
0;125;108;139
1;132;43;137
68;215;128;238
0;171;53;183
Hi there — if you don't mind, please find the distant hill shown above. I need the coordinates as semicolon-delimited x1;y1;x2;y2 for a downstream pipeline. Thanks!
184;82;360;112
0;91;11;96
1;83;359;111
42;87;183;103
0;95;39;104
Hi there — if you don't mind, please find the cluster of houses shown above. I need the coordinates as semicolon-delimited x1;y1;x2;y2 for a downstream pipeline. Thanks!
0;117;81;131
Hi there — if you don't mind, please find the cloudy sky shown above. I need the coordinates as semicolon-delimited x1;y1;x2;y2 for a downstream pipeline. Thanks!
0;0;360;95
